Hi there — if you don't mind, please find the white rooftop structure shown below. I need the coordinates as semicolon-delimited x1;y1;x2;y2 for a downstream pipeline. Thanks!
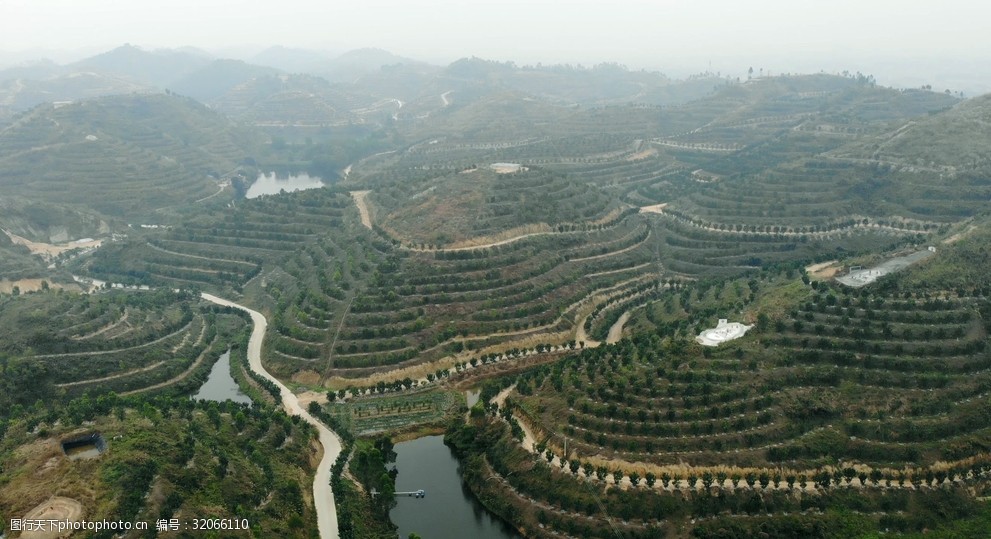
696;319;753;347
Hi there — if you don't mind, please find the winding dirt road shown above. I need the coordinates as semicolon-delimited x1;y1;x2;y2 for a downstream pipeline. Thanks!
606;311;632;343
350;191;373;230
201;293;341;539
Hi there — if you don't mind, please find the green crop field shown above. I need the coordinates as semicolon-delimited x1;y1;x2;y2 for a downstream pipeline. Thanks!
337;390;460;435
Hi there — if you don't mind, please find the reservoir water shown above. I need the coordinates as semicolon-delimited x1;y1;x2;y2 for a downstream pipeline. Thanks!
245;172;324;199
192;350;252;405
390;435;519;539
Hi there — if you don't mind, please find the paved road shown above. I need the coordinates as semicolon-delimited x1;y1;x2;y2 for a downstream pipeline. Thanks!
201;293;342;539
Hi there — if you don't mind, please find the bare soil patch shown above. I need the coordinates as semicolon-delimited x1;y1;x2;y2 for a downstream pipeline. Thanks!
0;279;80;294
297;390;329;409
639;203;668;214
590;206;625;225
943;225;977;244
3;229;102;259
625;148;657;161
21;497;85;539
606;311;631;343
350;191;373;229
489;163;527;174
445;223;552;250
292;369;322;386
805;260;841;279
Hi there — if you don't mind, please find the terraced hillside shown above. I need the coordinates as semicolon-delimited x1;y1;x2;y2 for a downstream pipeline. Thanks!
369;75;965;244
0;93;262;226
325;212;656;373
834;93;991;173
648;208;918;278
453;251;991;537
541;77;961;204
0;71;153;111
76;187;387;377
663;153;986;228
369;166;621;246
73;75;974;389
80;184;659;382
525;287;989;468
0;231;44;280
213;73;384;127
82;187;371;289
406;94;680;146
450;407;990;538
0;288;246;412
2;53;990;538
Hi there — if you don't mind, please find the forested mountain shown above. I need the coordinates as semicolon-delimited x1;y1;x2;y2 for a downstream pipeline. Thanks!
0;93;263;230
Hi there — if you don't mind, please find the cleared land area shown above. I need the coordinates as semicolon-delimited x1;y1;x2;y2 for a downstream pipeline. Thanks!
836;249;935;287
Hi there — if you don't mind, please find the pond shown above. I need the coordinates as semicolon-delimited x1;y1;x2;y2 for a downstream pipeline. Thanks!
62;433;106;461
192;349;252;405
245;172;324;199
390;435;519;539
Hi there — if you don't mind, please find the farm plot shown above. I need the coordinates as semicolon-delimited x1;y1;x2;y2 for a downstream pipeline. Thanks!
345;391;460;434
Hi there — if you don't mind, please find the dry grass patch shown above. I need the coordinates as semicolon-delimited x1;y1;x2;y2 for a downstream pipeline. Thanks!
805;259;841;279
0;436;102;538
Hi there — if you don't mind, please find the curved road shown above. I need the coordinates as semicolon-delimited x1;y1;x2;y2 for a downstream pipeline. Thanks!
202;293;341;539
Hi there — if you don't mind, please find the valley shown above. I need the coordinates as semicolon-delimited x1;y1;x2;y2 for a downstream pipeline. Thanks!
1;42;990;539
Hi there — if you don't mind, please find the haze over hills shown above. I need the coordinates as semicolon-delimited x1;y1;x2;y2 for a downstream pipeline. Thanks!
3;38;991;539
168;58;282;102
6;43;974;122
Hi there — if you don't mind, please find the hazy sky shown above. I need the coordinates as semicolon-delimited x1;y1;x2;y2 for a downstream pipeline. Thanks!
3;0;990;87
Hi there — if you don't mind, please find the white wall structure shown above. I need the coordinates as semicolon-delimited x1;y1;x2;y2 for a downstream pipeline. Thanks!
696;319;753;346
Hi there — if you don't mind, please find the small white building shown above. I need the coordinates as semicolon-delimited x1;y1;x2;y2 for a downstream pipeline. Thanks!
696;319;753;347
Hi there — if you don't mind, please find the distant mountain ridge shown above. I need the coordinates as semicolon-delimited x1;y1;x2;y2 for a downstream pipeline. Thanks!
169;59;281;102
0;44;724;115
71;44;212;88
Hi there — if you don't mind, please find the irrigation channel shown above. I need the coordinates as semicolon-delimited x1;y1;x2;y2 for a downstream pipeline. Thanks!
201;293;342;539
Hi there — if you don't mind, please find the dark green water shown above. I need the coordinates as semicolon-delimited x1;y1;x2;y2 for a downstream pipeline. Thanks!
390;435;520;539
192;350;252;405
